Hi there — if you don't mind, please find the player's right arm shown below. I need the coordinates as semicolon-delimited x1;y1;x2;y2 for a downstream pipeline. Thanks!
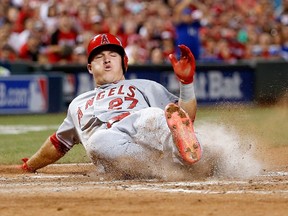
21;137;65;172
21;95;83;173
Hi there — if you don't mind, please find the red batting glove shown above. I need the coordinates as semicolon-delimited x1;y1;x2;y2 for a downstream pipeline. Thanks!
168;45;196;84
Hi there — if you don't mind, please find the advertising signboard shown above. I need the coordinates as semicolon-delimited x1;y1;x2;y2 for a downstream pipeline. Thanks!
0;75;48;114
126;66;254;104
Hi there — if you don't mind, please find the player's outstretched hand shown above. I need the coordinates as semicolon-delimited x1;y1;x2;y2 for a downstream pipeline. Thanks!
20;158;34;173
168;45;196;84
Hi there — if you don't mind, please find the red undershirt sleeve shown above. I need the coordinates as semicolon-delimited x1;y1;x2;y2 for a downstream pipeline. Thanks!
49;133;70;155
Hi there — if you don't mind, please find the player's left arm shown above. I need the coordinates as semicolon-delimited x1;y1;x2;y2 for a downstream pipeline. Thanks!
21;137;64;173
168;44;197;121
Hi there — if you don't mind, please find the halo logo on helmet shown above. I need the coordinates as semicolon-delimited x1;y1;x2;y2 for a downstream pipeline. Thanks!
101;34;111;45
87;33;128;73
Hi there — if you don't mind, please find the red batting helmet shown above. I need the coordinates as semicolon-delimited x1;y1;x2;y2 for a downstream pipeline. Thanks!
87;33;128;72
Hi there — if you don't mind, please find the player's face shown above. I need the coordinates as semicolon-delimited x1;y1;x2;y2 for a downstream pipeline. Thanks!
87;48;124;86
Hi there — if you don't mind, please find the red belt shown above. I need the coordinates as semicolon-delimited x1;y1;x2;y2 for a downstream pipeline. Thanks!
107;112;130;128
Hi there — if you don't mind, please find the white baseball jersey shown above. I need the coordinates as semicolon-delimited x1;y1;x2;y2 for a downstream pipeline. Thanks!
52;79;179;159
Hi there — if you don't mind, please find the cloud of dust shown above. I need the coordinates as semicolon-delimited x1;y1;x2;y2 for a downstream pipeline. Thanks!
90;120;264;181
190;121;263;179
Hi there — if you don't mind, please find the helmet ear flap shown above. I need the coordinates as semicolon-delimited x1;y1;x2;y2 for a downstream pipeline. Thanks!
123;54;128;72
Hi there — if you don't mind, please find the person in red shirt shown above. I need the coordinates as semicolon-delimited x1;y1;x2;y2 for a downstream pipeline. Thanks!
0;43;17;62
45;12;78;63
18;33;41;62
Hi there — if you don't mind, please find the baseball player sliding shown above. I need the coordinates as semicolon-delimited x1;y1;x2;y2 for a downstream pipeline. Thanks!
21;33;202;178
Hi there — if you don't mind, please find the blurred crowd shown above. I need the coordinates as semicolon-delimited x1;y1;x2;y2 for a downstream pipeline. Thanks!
0;0;288;67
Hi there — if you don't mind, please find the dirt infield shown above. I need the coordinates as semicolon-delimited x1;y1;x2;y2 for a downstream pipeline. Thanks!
0;145;288;216
1;105;288;216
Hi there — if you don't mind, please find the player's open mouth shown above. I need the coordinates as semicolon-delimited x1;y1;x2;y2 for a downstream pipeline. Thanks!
105;67;112;72
104;66;112;71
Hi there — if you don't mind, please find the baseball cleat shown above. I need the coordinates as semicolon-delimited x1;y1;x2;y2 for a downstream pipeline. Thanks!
165;103;202;165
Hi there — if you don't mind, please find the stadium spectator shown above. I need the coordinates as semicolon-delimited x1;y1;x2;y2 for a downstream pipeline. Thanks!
280;25;288;60
200;38;219;62
14;0;36;33
71;45;86;64
39;1;59;35
45;11;78;63
149;47;165;64
161;30;176;63
0;43;17;62
0;0;287;64
1;20;20;54
90;15;108;35
125;34;148;65
74;4;92;32
18;33;42;62
6;5;20;32
171;0;203;60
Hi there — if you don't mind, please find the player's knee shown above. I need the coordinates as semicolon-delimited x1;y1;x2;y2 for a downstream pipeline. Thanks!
86;130;107;157
86;129;127;159
141;107;164;122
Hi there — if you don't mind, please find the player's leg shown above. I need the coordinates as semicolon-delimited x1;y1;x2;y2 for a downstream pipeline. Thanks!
86;124;162;178
86;106;201;178
165;103;202;165
126;105;202;165
122;107;202;166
